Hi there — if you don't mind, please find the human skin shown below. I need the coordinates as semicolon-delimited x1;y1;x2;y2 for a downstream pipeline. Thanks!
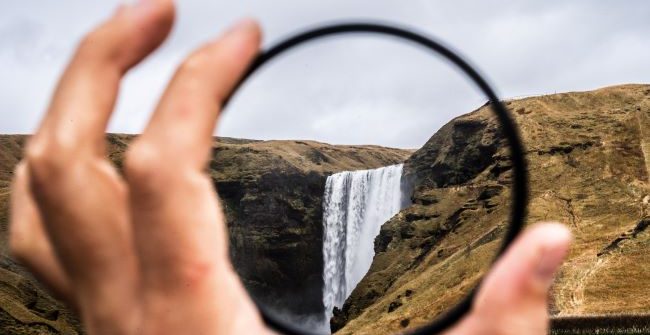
8;1;572;334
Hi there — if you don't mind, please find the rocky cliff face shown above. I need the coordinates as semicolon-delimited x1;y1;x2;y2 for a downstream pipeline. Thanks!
0;135;411;333
1;84;648;335
208;139;411;318
333;84;650;334
331;102;511;333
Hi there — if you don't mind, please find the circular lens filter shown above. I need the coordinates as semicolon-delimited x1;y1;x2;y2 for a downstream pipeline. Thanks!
223;22;529;335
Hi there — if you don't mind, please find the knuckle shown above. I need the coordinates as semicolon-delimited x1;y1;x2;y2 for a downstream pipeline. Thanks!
9;228;33;263
124;141;166;188
24;139;48;167
25;134;79;178
171;259;216;289
75;24;123;69
179;48;211;76
24;137;71;177
76;29;105;61
12;161;28;182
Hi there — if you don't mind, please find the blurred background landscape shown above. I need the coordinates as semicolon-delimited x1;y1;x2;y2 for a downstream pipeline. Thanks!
1;1;649;334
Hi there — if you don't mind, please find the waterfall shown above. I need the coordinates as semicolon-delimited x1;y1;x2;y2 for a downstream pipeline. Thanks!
322;164;404;324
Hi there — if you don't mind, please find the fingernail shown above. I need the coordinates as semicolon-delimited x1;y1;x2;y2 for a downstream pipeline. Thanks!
126;0;151;6
227;18;258;35
536;232;571;286
122;0;154;17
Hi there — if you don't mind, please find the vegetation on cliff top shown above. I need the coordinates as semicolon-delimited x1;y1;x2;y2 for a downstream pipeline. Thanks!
0;135;410;334
333;84;650;334
0;84;648;334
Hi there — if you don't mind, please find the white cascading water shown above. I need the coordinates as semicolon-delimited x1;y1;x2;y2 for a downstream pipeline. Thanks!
322;164;404;324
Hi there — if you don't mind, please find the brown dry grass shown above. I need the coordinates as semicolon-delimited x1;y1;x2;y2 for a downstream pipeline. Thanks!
0;134;412;334
337;84;650;334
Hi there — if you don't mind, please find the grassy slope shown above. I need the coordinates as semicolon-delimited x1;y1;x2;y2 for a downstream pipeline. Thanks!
336;84;650;334
0;135;411;334
1;84;648;334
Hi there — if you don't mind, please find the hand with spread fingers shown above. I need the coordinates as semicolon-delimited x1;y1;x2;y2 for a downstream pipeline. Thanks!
9;1;267;334
8;1;572;334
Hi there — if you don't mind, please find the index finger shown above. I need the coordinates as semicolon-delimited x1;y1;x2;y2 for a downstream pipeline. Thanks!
134;18;262;168
31;0;174;159
124;18;262;273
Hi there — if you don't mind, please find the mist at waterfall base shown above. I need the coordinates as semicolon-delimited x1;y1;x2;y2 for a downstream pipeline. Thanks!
321;164;407;331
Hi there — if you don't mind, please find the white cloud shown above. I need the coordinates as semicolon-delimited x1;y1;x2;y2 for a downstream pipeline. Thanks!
0;1;649;148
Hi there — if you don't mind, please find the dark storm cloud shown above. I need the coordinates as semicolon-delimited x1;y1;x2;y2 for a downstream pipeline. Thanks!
1;1;649;148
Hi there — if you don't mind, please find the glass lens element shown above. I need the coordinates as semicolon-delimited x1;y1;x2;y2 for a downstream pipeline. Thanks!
218;36;509;334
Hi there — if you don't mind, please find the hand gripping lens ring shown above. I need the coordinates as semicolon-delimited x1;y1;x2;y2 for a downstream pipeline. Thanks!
223;22;529;335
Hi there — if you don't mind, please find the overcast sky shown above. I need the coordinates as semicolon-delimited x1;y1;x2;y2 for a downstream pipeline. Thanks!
1;1;649;148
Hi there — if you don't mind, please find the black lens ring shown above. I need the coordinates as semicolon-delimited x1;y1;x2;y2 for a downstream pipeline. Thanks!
224;21;529;335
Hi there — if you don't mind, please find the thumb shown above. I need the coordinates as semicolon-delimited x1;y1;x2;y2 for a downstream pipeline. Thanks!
447;223;572;335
